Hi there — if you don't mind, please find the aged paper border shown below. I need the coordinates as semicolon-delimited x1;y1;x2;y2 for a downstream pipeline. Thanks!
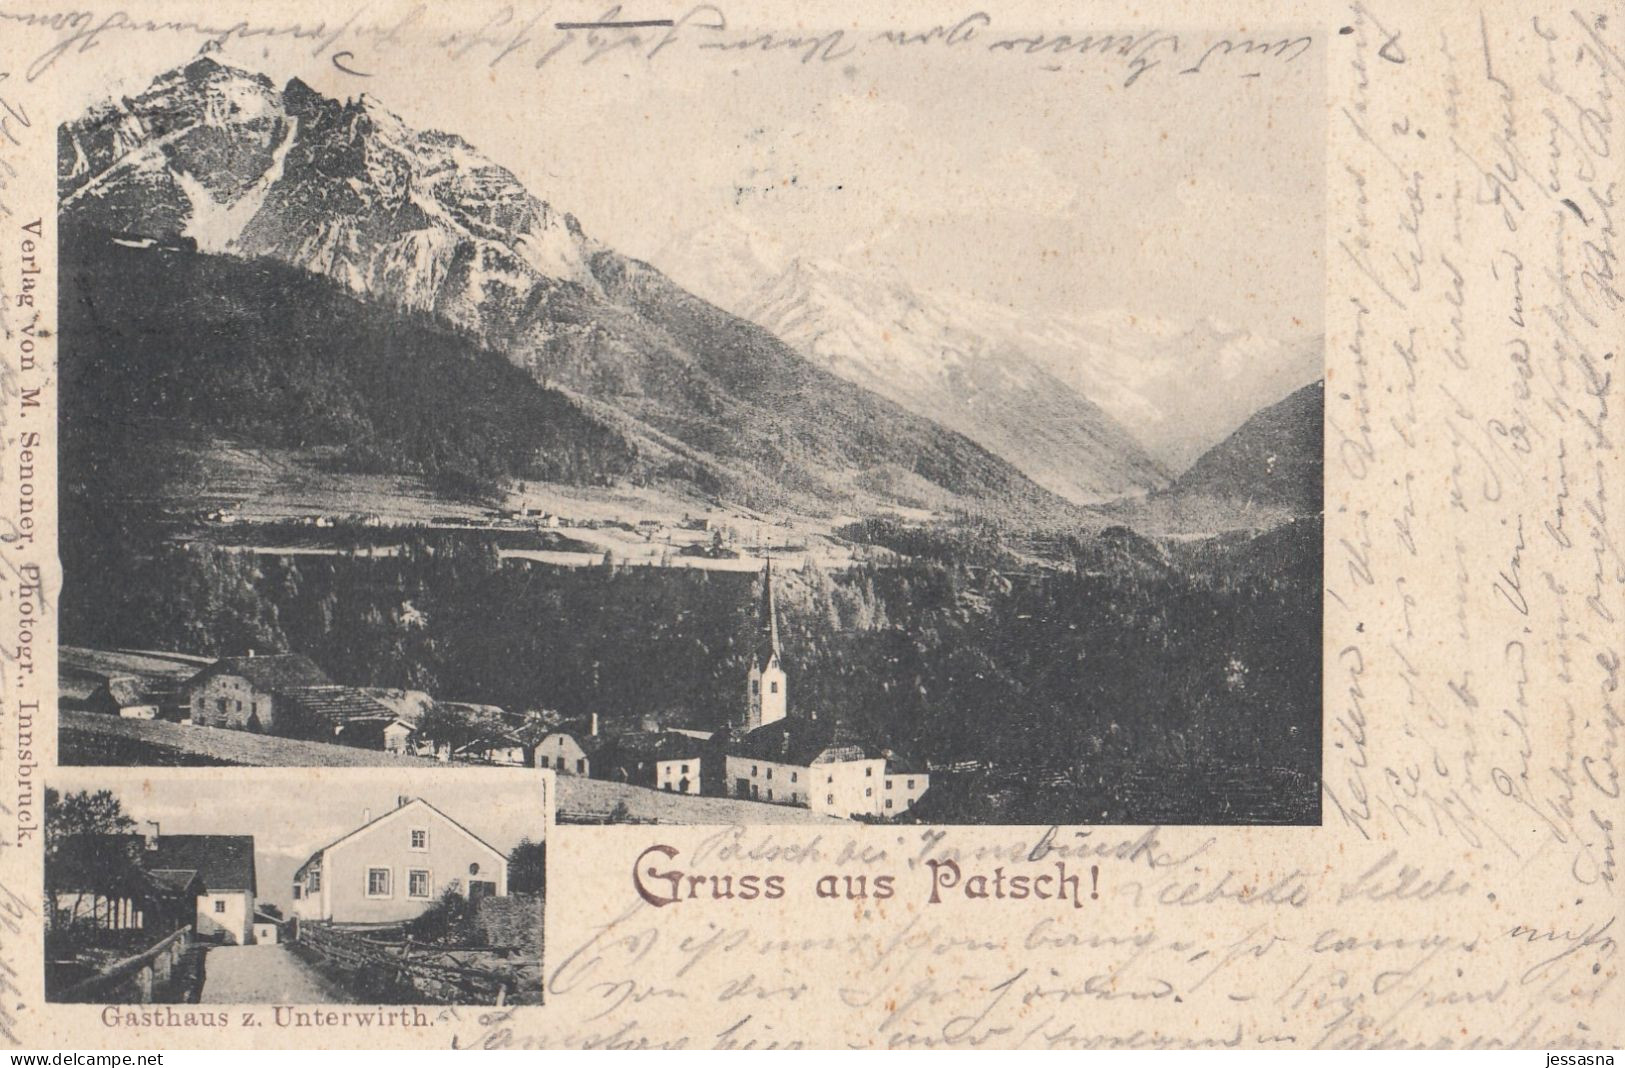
1;0;1621;1050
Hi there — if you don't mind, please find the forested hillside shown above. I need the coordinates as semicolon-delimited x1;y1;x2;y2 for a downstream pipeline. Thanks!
60;227;639;504
62;517;1320;823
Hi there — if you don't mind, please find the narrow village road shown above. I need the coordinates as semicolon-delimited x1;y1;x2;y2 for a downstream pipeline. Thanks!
199;945;351;1003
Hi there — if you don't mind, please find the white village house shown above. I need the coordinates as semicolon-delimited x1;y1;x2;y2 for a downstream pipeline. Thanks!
290;797;508;924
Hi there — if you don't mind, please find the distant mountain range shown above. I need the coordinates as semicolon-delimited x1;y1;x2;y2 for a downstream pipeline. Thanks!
741;258;1169;504
59;55;1320;527
653;219;1323;474
59;57;1076;520
1104;380;1324;533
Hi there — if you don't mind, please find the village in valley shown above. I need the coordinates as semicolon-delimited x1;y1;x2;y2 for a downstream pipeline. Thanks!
55;54;1323;830
62;557;932;824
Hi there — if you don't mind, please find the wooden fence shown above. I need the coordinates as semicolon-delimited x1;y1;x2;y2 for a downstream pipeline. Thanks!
56;926;193;1004
294;921;533;1005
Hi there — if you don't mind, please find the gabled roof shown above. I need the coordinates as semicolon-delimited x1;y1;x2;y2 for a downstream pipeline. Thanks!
586;730;707;769
188;654;331;693
360;688;433;722
456;730;525;754
294;798;505;878
78;834;257;894
142;835;257;894
279;685;394;724
633;731;707;762
727;718;886;766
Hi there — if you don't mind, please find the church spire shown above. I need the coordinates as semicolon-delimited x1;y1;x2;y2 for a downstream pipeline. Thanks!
744;554;788;731
755;555;780;668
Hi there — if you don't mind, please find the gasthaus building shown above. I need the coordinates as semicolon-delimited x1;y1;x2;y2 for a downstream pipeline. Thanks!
290;797;508;924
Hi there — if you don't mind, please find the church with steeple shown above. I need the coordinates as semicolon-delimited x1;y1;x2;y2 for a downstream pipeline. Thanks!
721;558;931;819
744;558;788;731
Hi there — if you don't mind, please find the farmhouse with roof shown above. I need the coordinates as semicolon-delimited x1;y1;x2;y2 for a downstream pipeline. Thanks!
536;718;597;776
290;797;508;924
184;653;393;740
54;827;258;944
139;830;259;944
185;653;330;732
585;730;706;794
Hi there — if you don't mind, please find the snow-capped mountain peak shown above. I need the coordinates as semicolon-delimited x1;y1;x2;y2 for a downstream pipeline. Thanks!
60;55;604;323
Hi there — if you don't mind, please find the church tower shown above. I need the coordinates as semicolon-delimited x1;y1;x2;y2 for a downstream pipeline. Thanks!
745;558;788;731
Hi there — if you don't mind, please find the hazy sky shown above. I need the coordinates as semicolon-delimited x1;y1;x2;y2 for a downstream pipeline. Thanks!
44;2;1324;337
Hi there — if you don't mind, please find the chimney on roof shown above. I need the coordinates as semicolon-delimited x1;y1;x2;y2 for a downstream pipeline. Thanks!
590;712;599;737
362;808;372;824
397;795;411;809
246;648;255;658
144;821;160;850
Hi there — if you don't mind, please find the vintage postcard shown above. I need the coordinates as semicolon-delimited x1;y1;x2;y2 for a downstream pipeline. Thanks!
0;0;1620;1052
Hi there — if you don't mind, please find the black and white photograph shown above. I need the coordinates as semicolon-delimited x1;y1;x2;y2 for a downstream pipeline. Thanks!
44;769;548;1006
56;32;1323;825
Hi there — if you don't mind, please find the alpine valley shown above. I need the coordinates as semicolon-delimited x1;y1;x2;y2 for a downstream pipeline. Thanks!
60;56;1320;531
57;56;1324;825
62;57;1105;523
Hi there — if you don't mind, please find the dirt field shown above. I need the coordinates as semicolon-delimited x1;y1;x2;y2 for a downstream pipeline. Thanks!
162;444;871;573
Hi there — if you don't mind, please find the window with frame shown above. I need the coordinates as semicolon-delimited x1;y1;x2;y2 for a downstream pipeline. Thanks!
826;794;834;805
408;870;431;898
865;787;873;797
410;829;428;850
367;868;392;897
770;681;778;693
213;899;226;914
292;885;302;900
308;869;321;892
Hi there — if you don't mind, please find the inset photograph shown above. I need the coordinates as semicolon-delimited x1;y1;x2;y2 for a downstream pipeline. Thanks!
45;769;549;1006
